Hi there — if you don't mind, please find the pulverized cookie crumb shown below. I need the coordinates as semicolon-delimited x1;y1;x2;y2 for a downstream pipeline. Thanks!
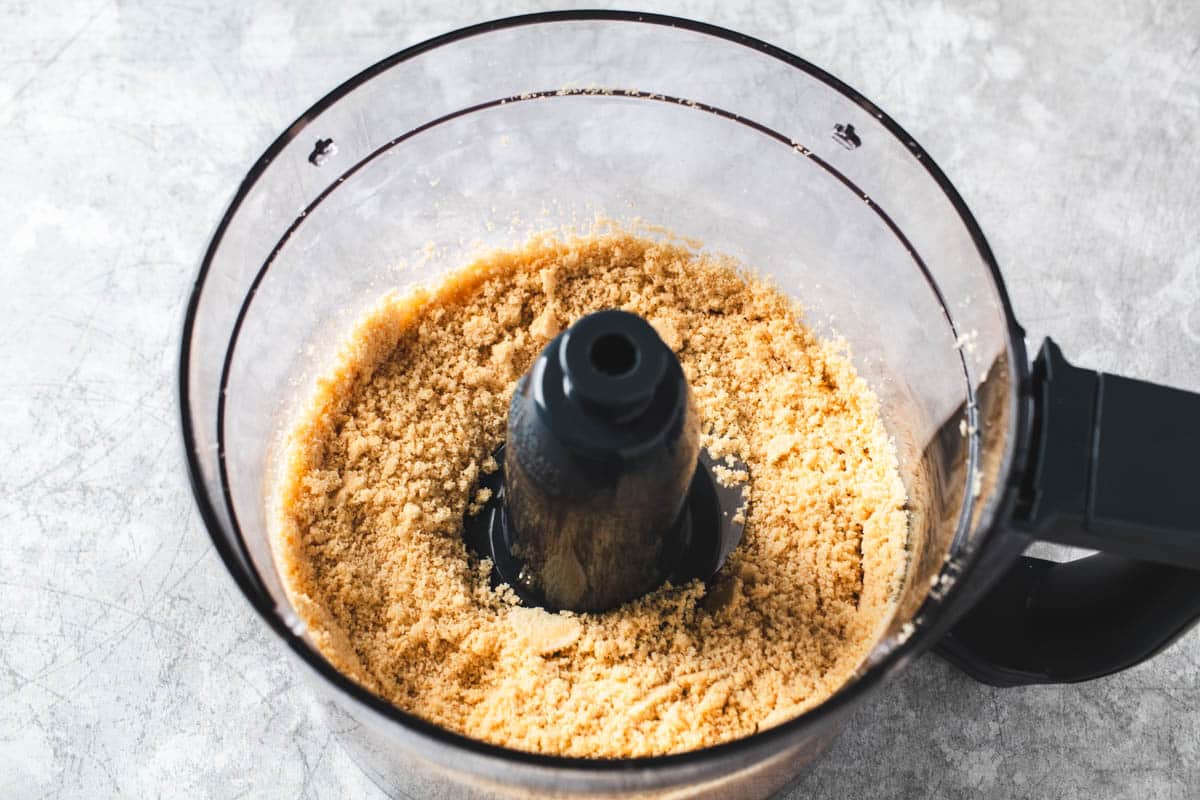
271;229;908;758
712;464;749;488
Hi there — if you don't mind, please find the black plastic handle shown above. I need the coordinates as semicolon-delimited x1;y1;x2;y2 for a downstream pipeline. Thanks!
938;338;1200;686
1019;339;1200;566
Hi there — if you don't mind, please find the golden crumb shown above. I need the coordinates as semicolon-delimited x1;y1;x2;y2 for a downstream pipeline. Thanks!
271;230;908;758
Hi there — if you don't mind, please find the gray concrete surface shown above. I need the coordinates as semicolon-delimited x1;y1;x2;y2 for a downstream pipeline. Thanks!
3;1;1198;797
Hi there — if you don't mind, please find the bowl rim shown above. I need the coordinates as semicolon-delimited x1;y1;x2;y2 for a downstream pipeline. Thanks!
179;8;1032;777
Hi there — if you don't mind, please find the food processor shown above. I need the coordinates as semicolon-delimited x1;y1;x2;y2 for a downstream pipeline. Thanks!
179;12;1200;799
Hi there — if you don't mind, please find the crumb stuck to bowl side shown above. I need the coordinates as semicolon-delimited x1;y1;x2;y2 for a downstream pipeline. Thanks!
269;228;909;758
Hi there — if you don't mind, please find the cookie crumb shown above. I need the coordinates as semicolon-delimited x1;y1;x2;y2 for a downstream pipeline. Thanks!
271;229;908;758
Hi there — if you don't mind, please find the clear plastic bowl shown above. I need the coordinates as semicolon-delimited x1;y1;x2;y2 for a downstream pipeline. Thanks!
180;12;1026;799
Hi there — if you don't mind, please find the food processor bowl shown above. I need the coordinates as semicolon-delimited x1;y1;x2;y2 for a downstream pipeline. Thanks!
180;12;1200;799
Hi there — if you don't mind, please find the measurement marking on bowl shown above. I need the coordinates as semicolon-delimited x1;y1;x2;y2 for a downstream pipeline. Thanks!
309;137;337;166
832;123;862;150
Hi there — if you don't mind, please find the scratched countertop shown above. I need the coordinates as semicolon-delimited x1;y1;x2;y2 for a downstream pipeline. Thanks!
3;1;1199;797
